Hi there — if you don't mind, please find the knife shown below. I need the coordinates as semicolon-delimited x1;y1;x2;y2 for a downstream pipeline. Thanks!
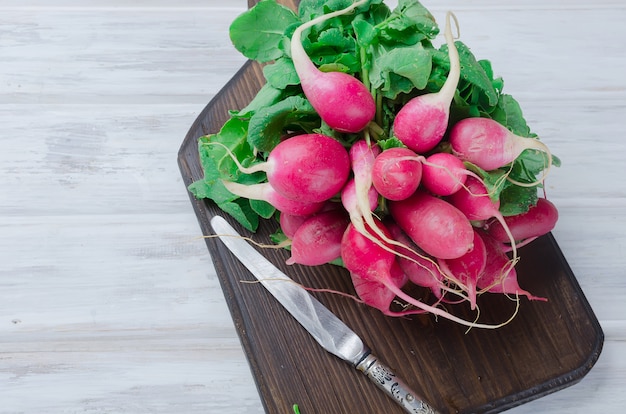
210;215;439;414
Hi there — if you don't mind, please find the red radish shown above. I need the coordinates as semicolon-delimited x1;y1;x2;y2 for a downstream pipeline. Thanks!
477;231;546;301
371;147;423;201
350;262;409;314
290;0;375;133
386;220;445;299
341;219;505;327
221;181;324;216
345;142;422;268
232;133;350;203
392;12;460;153
343;140;388;242
449;117;552;175
350;140;381;194
438;229;487;310
388;190;474;260
286;209;350;266
341;178;378;214
279;201;342;238
487;198;559;243
448;175;518;262
421;152;480;196
280;212;311;239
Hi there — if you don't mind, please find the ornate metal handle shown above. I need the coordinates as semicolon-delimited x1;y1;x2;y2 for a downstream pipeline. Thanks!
356;353;439;414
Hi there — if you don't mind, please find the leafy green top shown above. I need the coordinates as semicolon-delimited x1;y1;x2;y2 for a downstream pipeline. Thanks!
189;0;559;231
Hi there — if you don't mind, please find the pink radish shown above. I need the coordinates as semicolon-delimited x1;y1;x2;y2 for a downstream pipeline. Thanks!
279;201;342;238
341;219;506;327
477;231;546;301
386;220;445;299
341;178;378;214
231;133;350;203
286;209;350;266
371;147;423;201
486;198;559;244
350;262;409;314
388;190;474;260
449;117;552;175
438;229;487;310
291;0;375;133
280;212;311;239
341;220;409;317
421;152;479;196
342;140;387;242
448;175;518;262
221;181;324;216
392;12;460;153
344;142;427;272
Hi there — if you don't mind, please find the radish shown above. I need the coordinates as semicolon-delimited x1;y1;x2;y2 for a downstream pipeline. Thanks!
386;220;445;299
449;117;552;178
228;133;350;203
477;231;546;301
343;141;416;264
279;201;342;238
388;190;474;260
341;219;506;327
290;0;375;133
371;147;423;201
341;178;378;215
448;175;518;263
221;181;324;216
486;197;559;244
438;229;487;310
350;262;409;314
279;212;312;239
343;140;383;234
286;209;350;266
392;12;460;153
421;152;480;196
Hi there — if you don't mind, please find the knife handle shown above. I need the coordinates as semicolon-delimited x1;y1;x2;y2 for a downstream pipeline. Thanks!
356;353;439;414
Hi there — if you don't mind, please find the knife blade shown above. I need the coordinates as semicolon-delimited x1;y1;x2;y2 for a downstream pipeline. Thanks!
210;215;439;414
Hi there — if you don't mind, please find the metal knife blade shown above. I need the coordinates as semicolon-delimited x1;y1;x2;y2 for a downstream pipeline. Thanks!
210;215;439;414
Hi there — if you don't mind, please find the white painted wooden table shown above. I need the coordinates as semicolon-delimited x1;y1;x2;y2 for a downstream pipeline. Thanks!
1;1;624;412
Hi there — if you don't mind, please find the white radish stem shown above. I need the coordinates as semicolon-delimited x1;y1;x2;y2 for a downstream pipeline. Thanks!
438;12;461;107
291;0;369;84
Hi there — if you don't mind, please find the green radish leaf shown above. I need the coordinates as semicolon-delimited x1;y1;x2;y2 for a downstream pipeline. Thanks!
263;58;300;90
248;96;317;152
314;27;356;52
298;0;381;20
380;0;439;43
199;118;255;182
235;83;284;118
370;43;432;98
250;199;276;219
378;137;406;150
434;42;498;106
352;19;378;48
491;94;531;137
229;1;300;63
188;178;236;206
498;184;539;217
218;198;260;232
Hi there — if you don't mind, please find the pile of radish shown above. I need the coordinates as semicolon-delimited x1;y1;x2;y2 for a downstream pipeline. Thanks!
190;0;560;328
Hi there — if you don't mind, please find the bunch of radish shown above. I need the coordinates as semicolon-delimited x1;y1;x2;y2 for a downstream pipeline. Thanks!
192;0;560;328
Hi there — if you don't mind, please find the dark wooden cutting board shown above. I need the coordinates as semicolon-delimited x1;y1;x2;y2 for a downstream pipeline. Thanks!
177;1;603;412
